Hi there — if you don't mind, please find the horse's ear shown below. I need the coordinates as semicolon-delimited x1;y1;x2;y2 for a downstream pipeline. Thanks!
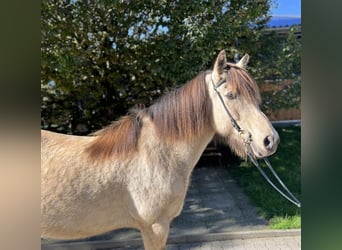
213;50;227;81
236;54;249;69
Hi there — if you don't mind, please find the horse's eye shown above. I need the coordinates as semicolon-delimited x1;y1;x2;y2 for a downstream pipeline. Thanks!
225;92;237;100
223;65;231;72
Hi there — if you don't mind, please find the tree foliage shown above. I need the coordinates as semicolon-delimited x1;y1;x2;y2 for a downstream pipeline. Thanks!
255;26;301;112
41;0;300;134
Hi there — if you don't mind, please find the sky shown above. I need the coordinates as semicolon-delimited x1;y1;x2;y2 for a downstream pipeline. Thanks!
268;0;301;27
270;0;301;17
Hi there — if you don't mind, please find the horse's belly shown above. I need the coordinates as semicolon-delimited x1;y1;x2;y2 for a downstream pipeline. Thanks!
41;190;136;240
41;216;132;240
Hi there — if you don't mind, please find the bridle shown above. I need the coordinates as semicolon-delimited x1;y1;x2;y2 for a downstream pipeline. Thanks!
211;67;301;208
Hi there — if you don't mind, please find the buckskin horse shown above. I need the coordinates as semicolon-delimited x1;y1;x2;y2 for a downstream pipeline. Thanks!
41;50;279;249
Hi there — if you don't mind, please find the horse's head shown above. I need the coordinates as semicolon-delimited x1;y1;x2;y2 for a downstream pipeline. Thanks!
209;50;279;159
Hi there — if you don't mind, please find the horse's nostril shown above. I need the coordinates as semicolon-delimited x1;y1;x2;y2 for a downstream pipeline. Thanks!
264;135;273;149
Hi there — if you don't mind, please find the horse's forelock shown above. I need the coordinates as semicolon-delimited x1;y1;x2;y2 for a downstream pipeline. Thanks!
227;68;261;105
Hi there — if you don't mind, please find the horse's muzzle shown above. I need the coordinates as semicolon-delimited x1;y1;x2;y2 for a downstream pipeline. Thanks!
263;134;280;153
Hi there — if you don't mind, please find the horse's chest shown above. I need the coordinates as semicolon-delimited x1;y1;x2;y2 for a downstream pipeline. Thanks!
127;168;189;222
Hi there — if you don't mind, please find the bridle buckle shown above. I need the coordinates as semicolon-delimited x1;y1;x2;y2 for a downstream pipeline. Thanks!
238;129;252;145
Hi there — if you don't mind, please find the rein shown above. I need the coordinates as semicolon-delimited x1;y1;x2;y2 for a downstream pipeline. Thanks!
211;73;301;208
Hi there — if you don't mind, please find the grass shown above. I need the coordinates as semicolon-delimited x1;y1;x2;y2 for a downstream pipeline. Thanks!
229;126;301;229
269;215;301;229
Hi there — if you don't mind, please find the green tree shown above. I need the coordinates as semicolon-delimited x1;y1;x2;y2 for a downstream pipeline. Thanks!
41;0;299;134
253;26;301;112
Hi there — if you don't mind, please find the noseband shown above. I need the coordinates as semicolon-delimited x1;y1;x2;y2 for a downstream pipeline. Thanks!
211;70;301;208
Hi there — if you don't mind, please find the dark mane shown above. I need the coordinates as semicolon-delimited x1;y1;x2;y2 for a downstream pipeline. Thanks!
85;109;143;161
147;72;211;141
226;67;261;105
85;72;210;161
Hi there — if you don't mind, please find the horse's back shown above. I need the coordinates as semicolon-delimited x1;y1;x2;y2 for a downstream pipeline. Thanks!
41;130;91;164
41;129;88;148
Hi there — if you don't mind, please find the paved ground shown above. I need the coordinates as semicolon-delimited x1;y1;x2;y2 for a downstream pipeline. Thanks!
167;236;301;250
169;235;301;250
109;235;301;250
42;165;301;250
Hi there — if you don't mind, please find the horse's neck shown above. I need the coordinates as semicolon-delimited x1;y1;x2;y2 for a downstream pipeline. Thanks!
181;130;215;171
149;127;215;179
139;115;214;170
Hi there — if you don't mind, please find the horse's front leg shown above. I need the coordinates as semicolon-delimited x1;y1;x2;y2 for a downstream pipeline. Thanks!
140;217;170;250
